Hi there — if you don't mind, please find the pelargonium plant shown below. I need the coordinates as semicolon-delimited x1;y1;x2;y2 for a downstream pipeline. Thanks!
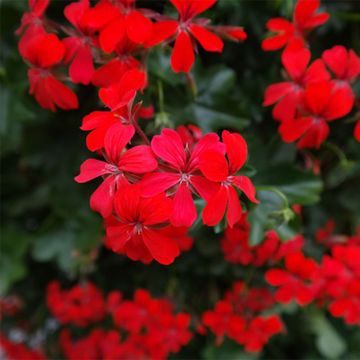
1;0;359;358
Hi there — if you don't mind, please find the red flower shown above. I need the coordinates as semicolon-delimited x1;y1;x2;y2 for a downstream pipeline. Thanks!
105;184;179;265
262;0;329;51
264;45;329;122
266;251;318;305
237;315;283;353
63;0;96;85
16;0;49;38
202;300;240;345
279;80;354;148
81;69;147;152
199;130;258;227
91;36;140;88
221;215;253;265
46;281;106;327
84;0;153;53
19;29;78;111
75;123;157;217
322;46;360;83
141;128;224;227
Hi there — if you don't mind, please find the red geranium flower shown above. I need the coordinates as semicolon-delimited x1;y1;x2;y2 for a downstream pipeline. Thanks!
105;184;180;265
81;69;147;152
75;123;157;217
19;28;78;111
141;128;224;227
262;0;329;51
63;0;97;85
147;0;246;73
266;251;318;305
236;315;283;353
279;80;354;148
84;0;153;53
199;130;258;227
264;44;329;122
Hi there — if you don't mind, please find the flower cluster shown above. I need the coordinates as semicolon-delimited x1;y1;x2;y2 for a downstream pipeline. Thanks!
17;0;256;266
46;282;192;359
263;0;360;147
264;223;360;326
202;281;283;352
17;0;246;111
46;281;106;327
221;214;304;266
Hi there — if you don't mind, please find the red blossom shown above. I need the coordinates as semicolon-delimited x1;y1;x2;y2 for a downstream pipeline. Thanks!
266;251;318;305
264;44;329;122
279;80;354;148
46;281;106;327
262;0;329;51
19;28;78;111
141;128;224;227
105;184;179;265
199;130;258;227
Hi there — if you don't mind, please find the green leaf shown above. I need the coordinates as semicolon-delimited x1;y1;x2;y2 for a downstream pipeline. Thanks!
308;310;346;359
255;164;323;205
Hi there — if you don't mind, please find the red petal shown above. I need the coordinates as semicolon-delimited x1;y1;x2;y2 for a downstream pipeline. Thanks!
140;193;173;225
142;229;179;265
144;20;178;47
81;111;115;131
282;46;310;80
303;59;330;83
64;0;89;30
296;119;329;149
265;269;292;286
222;130;247;174
304;81;332;115
114;182;140;222
44;75;78;110
348;49;360;81
226;186;242;228
99;17;126;53
171;31;195;73
170;183;197;227
119;145;158;173
25;33;65;68
322;45;348;79
199;150;228;182
90;176;116;218
104;122;135;164
99;69;146;110
69;44;94;85
215;26;247;42
233;176;258;203
151;128;186;170
278;117;313;143
190;175;219;201
189;25;223;52
92;58;138;88
324;84;354;121
75;159;111;183
202;186;227;226
263;82;293;106
126;10;152;44
187;0;216;18
141;172;180;197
